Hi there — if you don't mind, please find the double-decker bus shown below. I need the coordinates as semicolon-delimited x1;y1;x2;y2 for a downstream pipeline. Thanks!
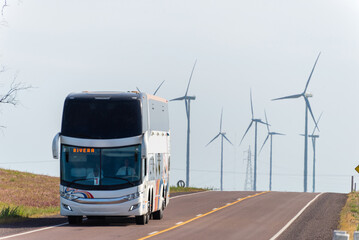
52;91;170;225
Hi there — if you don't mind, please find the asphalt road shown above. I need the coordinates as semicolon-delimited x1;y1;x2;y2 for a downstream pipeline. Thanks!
0;191;345;240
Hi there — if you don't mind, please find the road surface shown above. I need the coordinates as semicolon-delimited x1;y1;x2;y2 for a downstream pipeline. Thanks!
0;191;346;240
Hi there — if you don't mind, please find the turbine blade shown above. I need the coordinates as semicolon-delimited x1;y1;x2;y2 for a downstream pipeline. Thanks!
153;80;165;95
272;132;285;136
136;87;141;93
303;52;321;93
312;112;323;135
264;110;270;133
205;133;220;147
250;89;254;119
259;134;269;153
239;121;253;146
223;134;233;146
258;120;270;126
304;97;320;132
220;108;223;132
170;96;185;101
185;60;197;97
272;93;302;101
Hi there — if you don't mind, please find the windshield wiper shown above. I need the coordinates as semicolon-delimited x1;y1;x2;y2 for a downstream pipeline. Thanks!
103;176;135;186
68;178;94;187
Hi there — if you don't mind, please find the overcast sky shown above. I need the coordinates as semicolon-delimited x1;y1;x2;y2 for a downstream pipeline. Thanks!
0;0;358;193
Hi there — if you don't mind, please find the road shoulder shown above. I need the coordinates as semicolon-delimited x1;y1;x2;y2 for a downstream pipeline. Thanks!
277;192;347;240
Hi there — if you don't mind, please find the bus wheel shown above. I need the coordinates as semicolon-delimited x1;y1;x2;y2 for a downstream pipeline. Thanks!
136;201;150;225
68;216;83;225
135;215;146;225
152;201;164;220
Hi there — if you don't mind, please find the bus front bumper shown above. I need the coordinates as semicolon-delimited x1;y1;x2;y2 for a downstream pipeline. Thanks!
60;196;147;217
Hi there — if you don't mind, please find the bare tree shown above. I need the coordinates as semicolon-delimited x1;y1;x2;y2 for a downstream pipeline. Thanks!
0;68;32;129
0;73;31;106
1;0;8;16
0;0;32;129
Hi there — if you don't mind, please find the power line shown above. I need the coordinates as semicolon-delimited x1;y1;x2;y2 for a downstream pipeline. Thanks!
171;168;353;178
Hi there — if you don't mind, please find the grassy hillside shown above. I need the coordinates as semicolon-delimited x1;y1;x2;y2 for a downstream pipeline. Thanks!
0;168;60;223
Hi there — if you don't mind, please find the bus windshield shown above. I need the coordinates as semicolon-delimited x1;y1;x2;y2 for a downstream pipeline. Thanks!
61;98;142;139
61;145;142;190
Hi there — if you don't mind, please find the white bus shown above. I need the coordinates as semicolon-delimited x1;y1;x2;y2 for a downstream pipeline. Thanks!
52;91;170;225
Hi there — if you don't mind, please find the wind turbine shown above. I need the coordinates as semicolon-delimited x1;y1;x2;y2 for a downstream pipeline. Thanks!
259;111;285;191
170;61;197;187
136;80;165;95
205;109;233;191
272;53;321;192
239;90;267;191
301;112;322;192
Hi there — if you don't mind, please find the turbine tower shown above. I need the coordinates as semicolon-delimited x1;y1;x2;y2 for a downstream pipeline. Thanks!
205;109;233;191
272;53;321;192
259;111;284;191
301;112;322;192
239;90;267;191
170;61;197;187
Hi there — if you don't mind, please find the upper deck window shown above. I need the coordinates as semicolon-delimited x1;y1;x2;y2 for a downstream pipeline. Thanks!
61;97;142;139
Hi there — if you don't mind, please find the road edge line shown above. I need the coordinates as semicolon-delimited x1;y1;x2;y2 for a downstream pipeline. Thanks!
137;191;269;240
0;223;68;240
169;190;210;200
269;192;325;240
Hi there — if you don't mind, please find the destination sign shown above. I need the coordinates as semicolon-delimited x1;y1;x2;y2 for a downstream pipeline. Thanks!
73;148;95;153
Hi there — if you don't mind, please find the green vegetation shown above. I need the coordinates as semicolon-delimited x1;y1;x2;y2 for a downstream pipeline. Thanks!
0;168;60;223
170;186;209;193
338;192;359;238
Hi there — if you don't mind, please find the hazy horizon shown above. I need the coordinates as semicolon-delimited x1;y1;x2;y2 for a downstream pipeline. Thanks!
0;0;358;193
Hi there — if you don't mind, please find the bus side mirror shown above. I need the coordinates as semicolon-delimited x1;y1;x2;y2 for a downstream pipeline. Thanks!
52;132;61;159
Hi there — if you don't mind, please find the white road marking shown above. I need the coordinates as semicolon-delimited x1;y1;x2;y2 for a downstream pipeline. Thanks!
212;208;217;210
169;191;210;200
269;192;324;240
0;223;68;240
226;203;231;205
175;222;183;225
237;198;241;201
148;231;158;235
0;191;210;239
196;214;202;217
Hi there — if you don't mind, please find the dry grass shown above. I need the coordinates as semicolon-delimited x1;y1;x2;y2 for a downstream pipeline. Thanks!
338;192;359;238
170;186;209;193
0;168;60;221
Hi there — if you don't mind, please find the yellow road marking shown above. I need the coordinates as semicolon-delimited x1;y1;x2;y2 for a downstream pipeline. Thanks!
138;191;269;240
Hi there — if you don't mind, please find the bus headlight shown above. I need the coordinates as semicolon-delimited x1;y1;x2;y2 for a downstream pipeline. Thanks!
129;203;140;211
125;192;141;201
60;191;79;201
62;203;73;211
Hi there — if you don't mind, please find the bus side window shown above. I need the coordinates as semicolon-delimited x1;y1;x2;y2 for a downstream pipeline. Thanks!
149;156;154;180
168;156;170;171
143;157;147;177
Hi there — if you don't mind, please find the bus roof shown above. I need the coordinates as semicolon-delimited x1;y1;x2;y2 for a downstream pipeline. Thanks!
66;91;168;103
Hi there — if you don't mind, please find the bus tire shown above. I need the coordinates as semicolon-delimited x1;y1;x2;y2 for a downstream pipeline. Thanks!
152;201;164;220
136;200;151;225
68;216;83;225
135;215;146;225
